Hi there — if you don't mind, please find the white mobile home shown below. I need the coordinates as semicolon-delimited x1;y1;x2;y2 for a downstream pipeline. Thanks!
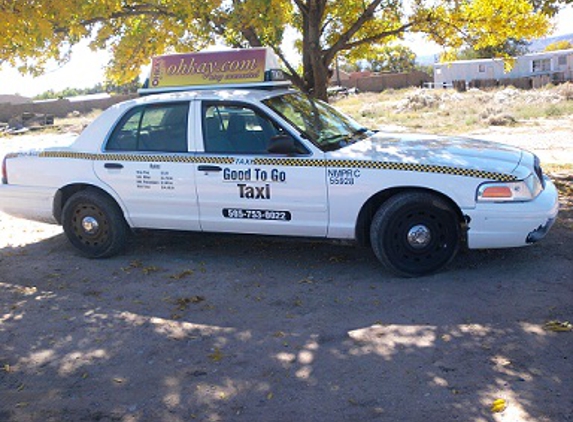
434;49;573;87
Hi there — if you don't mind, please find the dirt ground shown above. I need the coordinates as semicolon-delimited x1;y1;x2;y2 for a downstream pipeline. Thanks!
0;121;572;422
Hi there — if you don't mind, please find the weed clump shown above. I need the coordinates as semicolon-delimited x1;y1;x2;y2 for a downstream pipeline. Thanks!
557;82;573;101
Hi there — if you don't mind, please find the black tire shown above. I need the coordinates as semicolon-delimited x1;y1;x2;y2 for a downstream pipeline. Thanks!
370;192;461;277
62;189;129;258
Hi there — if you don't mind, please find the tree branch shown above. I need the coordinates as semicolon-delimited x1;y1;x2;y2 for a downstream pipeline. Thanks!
272;46;305;88
324;0;385;61
320;16;335;37
293;0;309;18
242;26;263;47
338;22;415;51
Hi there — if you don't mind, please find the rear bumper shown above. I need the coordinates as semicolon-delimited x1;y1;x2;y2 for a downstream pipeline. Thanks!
464;177;559;249
0;185;58;224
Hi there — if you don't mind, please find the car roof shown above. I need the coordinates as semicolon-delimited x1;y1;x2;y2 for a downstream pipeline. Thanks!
130;86;297;106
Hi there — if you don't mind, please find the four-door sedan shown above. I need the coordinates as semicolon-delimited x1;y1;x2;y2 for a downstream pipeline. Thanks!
0;73;558;276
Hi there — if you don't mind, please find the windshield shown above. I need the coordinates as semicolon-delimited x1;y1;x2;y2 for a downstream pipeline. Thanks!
263;92;371;152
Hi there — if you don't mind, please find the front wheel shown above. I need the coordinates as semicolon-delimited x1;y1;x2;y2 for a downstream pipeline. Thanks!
370;192;461;277
62;190;129;258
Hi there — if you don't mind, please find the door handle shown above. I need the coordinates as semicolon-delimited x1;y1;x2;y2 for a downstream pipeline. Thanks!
104;163;124;169
198;165;222;172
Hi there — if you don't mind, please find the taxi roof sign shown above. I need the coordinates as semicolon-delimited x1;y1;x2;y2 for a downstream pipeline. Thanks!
139;47;289;95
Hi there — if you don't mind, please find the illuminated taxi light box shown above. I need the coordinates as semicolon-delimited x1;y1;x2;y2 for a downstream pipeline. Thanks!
149;48;279;88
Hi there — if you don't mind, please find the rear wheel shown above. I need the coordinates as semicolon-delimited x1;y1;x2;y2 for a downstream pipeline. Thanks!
370;192;461;277
62;190;129;258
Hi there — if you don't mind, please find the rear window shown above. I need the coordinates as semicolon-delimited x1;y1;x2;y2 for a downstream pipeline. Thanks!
106;102;189;152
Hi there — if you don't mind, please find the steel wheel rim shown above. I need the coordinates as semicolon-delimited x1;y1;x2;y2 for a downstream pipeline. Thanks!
384;206;455;273
71;203;110;248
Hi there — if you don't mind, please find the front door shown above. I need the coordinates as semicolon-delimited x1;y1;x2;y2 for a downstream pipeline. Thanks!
195;101;328;237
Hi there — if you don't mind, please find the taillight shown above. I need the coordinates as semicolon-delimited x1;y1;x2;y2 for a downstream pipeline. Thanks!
2;156;8;184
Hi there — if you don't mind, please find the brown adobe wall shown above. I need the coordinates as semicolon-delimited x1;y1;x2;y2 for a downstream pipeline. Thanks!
0;95;136;123
340;71;431;92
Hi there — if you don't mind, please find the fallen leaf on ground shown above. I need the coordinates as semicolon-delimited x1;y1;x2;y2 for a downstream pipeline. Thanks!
175;296;205;310
208;347;224;362
170;269;194;279
544;320;572;332
491;398;507;413
298;277;314;284
121;260;143;272
142;266;160;275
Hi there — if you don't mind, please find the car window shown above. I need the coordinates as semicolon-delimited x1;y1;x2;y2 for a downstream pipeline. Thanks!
106;102;189;152
202;103;286;154
263;93;369;152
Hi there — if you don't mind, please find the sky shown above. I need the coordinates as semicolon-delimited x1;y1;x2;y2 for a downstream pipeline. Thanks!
1;5;572;97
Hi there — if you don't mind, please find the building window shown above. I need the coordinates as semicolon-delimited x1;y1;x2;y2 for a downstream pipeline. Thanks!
532;58;551;73
558;55;567;66
478;64;486;73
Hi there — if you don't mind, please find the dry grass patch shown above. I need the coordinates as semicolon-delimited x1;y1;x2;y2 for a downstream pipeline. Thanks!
335;83;573;134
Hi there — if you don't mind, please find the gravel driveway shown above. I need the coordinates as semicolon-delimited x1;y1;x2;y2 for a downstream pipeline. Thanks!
1;123;572;422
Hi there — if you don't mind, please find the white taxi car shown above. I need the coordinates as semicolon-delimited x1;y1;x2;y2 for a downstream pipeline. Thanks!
0;50;559;276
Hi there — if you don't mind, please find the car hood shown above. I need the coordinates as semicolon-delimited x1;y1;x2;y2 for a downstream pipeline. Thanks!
328;132;526;179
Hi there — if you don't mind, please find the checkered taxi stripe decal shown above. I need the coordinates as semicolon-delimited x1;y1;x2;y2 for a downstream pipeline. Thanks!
255;157;517;181
39;151;236;165
35;151;517;181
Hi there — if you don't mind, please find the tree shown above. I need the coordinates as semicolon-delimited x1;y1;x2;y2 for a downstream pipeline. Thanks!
338;44;417;73
455;39;531;60
33;79;140;100
367;45;417;73
0;0;568;100
339;45;417;73
545;40;573;51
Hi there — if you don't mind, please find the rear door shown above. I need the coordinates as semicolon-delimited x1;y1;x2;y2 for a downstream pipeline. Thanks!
94;101;201;230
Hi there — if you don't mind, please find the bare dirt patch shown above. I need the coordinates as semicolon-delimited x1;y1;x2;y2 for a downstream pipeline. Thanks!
1;195;572;422
1;112;572;422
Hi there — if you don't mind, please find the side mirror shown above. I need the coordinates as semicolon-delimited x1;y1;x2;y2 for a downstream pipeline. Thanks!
267;134;298;154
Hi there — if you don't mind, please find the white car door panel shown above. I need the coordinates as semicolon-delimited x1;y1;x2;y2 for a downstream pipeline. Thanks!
195;101;328;236
93;101;201;230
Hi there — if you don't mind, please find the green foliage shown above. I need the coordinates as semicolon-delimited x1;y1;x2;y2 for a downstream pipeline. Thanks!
342;44;417;73
455;39;531;60
33;79;140;100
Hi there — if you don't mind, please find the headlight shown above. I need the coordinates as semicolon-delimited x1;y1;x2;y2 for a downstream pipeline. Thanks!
477;173;543;202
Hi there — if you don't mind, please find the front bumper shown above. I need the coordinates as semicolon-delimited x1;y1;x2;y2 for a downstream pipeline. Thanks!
464;177;559;249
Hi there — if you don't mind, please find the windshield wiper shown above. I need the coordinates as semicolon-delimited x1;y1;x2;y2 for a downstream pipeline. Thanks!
320;133;349;143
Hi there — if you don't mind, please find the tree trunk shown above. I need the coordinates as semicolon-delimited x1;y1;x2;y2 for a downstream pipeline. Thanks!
301;0;330;101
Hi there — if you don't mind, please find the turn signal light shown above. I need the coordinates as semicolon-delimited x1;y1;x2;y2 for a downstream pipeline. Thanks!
1;156;7;184
480;186;512;198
